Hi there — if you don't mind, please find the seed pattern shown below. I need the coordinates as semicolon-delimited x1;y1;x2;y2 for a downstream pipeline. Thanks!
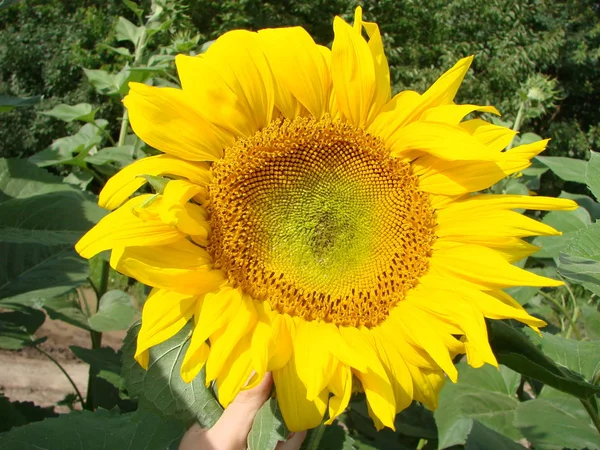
209;116;437;327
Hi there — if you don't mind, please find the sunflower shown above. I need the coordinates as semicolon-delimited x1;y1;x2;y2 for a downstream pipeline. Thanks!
76;7;576;432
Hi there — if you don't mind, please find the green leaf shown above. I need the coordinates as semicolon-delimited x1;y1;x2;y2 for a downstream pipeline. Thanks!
531;207;591;259
98;44;133;57
121;322;223;426
115;17;145;47
560;191;600;221
314;423;356;450
0;190;106;245
0;158;71;203
123;0;144;19
41;103;98;123
0;408;184;450
85;146;135;166
70;346;124;389
43;295;91;331
0;0;24;12
0;307;45;349
0;394;57;432
558;221;600;293
0;94;42;112
0;244;89;305
434;363;523;448
464;421;525;450
88;290;136;332
84;69;120;96
580;302;600;340
585;151;600;201
247;398;289;450
519;132;542;145
29;120;108;167
536;156;587;182
515;388;600;450
64;171;94;190
487;321;600;399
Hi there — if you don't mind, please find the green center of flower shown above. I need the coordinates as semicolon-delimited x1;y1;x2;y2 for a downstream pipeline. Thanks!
209;117;437;327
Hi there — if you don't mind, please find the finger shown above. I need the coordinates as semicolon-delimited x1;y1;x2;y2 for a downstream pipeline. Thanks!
275;431;307;450
203;372;274;449
178;423;207;450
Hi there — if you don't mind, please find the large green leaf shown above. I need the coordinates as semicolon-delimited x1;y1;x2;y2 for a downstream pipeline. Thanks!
88;290;136;332
585;151;600;201
121;322;223;427
0;306;45;349
0;394;57;432
247;398;289;450
0;94;41;112
487;321;600;399
560;191;600;221
464;421;525;450
0;159;105;305
29;120;108;168
558;221;600;294
434;363;522;448
536;156;587;183
115;17;146;47
70;346;124;389
0;158;70;203
0;408;184;450
0;244;89;304
515;388;600;450
531;207;590;259
0;190;106;245
41;103;98;123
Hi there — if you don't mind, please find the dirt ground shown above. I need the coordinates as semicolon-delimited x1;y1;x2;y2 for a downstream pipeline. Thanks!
0;313;126;411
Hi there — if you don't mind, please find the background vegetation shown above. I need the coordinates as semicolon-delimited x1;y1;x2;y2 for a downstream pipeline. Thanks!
1;1;599;449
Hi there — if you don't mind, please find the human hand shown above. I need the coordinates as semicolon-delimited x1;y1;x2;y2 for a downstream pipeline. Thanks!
179;373;306;450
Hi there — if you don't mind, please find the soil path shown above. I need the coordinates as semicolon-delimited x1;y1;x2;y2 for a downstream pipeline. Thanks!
0;312;126;410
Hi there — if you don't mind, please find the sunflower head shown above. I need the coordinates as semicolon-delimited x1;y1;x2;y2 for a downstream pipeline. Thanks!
76;6;577;432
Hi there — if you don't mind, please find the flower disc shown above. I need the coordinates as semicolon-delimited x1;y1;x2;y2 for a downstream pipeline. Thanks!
210;117;436;327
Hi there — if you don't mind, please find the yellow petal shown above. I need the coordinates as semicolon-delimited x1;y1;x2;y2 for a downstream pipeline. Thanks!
216;335;255;408
194;287;243;347
460;119;516;152
436;210;562;239
331;15;376;126
439;194;578;214
124;83;232;161
294;320;335;401
258;27;330;119
340;327;396;429
135;288;196;369
325;362;353;425
353;6;391;123
205;294;257;383
203;30;274;131
176;54;255;138
75;195;182;259
407;364;446;410
370;331;414;413
274;356;328;432
99;155;211;210
368;90;422;142
418;56;473;113
180;310;210;383
388;304;461;382
415;156;513;196
439;236;541;262
421;104;500;125
251;305;293;378
430;243;563;289
390;121;496;161
110;240;226;295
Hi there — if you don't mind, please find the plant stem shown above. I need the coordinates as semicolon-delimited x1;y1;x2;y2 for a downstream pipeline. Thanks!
506;100;526;150
538;290;582;340
34;346;85;409
300;422;326;450
580;397;600;435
